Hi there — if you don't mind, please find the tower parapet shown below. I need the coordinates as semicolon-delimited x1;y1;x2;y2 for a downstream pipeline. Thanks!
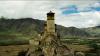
47;11;55;20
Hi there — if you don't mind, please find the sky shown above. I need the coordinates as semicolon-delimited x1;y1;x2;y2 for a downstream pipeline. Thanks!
0;0;100;28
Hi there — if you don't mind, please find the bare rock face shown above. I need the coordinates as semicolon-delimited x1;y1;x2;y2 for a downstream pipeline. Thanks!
27;34;73;56
26;11;74;56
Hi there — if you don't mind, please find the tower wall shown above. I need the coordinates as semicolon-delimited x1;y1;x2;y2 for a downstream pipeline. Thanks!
47;11;55;33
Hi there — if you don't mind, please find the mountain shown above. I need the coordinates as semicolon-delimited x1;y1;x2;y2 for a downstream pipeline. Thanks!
0;18;90;41
84;26;100;37
56;26;90;37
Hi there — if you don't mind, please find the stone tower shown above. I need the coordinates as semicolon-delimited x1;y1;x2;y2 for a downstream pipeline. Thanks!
40;11;59;56
47;11;55;33
26;11;74;56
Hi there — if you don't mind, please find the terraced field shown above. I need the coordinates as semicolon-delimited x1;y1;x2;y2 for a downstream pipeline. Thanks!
0;45;29;56
0;44;94;56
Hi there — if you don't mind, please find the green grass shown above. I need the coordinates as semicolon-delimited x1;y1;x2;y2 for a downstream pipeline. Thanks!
0;31;36;45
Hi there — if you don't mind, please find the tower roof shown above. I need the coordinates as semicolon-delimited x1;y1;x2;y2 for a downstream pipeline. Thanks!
47;11;55;15
49;11;53;13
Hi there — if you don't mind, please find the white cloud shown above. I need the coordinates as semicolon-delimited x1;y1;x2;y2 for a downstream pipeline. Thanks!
0;0;100;28
56;11;100;28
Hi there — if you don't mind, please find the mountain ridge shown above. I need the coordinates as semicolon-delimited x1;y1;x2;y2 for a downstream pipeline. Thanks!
0;18;98;40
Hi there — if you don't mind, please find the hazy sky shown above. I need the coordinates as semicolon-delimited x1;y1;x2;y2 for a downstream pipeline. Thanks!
0;0;100;28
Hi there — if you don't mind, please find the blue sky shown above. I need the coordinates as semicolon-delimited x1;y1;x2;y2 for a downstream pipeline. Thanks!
61;5;79;15
0;0;100;28
61;2;100;15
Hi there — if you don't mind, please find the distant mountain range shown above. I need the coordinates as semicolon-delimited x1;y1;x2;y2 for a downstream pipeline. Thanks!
83;26;100;37
0;18;99;41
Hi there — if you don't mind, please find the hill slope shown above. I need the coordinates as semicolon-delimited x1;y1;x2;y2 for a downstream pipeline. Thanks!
0;18;90;41
84;26;100;37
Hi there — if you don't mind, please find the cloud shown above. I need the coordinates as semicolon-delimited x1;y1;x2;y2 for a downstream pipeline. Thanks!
56;11;100;28
0;0;100;28
61;1;100;15
61;5;79;15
